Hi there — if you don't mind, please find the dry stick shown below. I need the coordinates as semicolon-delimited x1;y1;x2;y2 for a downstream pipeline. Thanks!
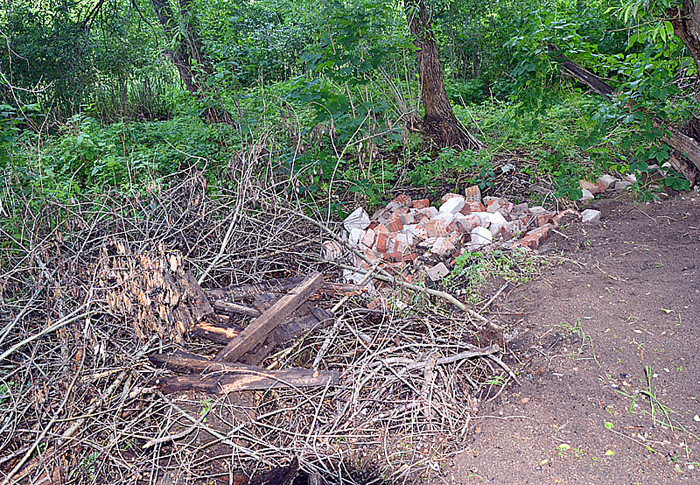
197;197;244;285
142;406;212;449
479;282;508;313
0;284;44;346
0;309;88;362
1;354;83;485
329;261;488;325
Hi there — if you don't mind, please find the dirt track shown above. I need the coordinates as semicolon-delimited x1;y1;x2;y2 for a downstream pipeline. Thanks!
450;194;700;484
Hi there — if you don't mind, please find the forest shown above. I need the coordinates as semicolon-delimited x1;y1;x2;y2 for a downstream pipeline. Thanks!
1;0;699;483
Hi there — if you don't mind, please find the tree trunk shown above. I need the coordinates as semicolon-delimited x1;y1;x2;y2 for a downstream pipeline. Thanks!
151;0;204;94
150;0;230;122
404;0;482;150
670;0;700;75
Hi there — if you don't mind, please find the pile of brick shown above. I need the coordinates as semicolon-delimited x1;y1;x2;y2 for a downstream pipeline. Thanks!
326;186;592;283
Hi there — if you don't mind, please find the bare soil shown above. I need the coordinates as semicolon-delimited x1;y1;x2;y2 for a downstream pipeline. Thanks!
450;194;700;484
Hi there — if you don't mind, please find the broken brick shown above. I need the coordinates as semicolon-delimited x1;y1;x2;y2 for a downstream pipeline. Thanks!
376;233;389;252
391;194;412;208
424;219;448;237
464;200;487;213
361;228;376;248
387;218;403;233
386;252;417;263
412;198;430;209
441;193;463;204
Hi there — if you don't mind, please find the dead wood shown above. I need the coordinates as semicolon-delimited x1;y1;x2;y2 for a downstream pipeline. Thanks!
560;60;700;185
149;353;339;392
213;300;262;317
205;278;362;302
214;273;325;363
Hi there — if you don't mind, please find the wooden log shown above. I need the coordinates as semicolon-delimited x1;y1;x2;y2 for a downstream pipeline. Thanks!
149;353;339;392
214;273;324;363
560;59;700;182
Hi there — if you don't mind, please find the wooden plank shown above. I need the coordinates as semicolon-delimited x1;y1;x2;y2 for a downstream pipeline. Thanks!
213;273;324;363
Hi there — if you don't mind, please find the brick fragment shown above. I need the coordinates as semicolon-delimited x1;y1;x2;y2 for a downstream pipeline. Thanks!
386;252;417;263
464;200;486;213
579;179;605;195
361;228;376;248
387;218;403;233
376;233;389;252
464;185;482;203
424;219;448;237
441;193;463;204
412;198;430;209
391;194;412;207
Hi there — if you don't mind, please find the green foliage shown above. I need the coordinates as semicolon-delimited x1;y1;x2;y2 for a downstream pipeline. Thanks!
408;148;495;192
447;248;541;305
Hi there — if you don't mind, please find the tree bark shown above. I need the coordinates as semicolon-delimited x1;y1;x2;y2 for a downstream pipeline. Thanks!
150;0;205;95
670;0;700;75
150;0;231;122
404;0;482;150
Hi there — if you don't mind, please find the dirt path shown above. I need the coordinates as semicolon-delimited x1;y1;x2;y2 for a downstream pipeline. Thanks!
450;195;700;484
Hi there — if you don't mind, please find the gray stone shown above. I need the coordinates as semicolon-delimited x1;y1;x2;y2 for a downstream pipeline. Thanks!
439;196;465;214
581;209;601;223
614;180;633;190
580;188;594;201
597;174;619;189
344;207;371;231
470;226;493;250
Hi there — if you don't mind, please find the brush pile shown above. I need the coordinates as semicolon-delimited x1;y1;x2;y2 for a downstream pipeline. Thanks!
1;165;533;484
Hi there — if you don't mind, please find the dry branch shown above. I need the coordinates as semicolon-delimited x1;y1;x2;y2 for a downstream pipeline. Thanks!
149;352;339;392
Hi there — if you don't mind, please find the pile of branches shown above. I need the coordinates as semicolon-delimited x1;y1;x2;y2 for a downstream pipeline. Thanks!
0;156;510;484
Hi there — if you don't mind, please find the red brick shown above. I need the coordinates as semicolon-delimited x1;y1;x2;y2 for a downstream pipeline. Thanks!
376;233;389;252
375;223;389;235
393;206;410;217
412;198;430;209
387;218;403;232
536;213;554;227
424;219;448;237
391;194;412;207
513;234;541;249
386;252;418;263
441;193;463;204
361;228;376;248
459;205;472;215
464;201;486;213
